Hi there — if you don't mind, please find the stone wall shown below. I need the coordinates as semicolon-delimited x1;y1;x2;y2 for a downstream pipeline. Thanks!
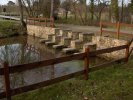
92;36;128;60
27;25;58;38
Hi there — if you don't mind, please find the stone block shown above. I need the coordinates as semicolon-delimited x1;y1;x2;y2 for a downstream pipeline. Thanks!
71;40;83;50
68;32;73;38
72;32;81;40
52;35;62;44
60;37;72;47
83;43;97;52
79;32;94;43
60;29;71;37
54;28;60;36
46;34;55;41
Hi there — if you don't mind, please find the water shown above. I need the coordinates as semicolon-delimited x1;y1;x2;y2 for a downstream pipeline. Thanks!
0;36;106;92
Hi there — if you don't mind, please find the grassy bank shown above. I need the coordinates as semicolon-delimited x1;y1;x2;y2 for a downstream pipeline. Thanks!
13;56;133;100
0;20;21;38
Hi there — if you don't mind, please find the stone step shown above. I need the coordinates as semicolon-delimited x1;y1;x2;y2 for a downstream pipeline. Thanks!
53;44;67;49
61;37;72;47
68;31;73;38
52;35;62;44
71;31;82;40
60;29;71;37
45;41;56;46
54;28;60;36
39;39;50;43
83;42;97;52
71;40;83;50
79;32;94;43
46;34;55;41
62;48;79;54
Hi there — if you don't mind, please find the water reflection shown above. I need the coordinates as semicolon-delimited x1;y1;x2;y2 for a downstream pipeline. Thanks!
0;36;106;93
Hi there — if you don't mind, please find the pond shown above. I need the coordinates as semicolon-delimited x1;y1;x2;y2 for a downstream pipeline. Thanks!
0;36;106;93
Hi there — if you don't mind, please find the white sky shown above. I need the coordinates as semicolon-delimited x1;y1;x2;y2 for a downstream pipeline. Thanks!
0;0;130;5
0;0;16;5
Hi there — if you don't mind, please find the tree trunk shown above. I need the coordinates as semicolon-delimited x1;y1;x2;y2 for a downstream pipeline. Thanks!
50;0;54;18
65;11;68;19
18;0;27;34
90;0;94;21
120;0;124;22
84;0;87;22
111;0;119;22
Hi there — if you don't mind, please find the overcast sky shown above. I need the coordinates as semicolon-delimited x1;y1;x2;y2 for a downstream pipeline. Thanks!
0;0;130;5
0;0;16;5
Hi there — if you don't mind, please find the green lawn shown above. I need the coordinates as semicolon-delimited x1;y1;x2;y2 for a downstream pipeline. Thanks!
13;56;133;100
0;20;21;38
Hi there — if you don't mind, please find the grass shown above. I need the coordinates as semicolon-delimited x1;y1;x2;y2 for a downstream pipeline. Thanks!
12;56;133;100
0;20;21;38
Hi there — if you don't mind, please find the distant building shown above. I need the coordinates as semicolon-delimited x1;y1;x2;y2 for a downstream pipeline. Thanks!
7;1;15;6
58;8;71;17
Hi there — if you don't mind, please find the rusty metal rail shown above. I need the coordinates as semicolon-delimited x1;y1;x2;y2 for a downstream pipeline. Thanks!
26;17;54;27
100;22;133;39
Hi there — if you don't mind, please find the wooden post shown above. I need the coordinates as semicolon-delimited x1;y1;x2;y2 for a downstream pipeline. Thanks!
46;18;47;27
3;62;11;100
39;18;41;26
26;17;27;25
33;33;35;39
125;44;130;62
100;21;102;36
84;47;90;80
52;18;54;27
117;22;120;39
34;18;35;25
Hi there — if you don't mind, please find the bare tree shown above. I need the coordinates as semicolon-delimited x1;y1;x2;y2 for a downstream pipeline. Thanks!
50;0;54;18
18;0;27;34
120;0;124;22
18;0;26;27
93;0;110;22
111;0;119;22
61;0;71;19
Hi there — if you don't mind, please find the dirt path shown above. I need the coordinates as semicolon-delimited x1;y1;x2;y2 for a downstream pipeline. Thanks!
56;24;133;35
56;24;99;33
